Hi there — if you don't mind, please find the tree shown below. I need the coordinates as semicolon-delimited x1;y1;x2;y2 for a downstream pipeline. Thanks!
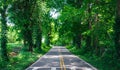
114;0;120;58
9;0;37;52
58;0;83;48
32;0;43;50
0;0;9;61
86;0;92;50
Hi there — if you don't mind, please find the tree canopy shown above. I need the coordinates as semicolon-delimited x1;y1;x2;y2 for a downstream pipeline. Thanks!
0;0;120;70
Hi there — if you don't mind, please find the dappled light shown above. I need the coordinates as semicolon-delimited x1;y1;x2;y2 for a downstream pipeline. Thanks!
0;0;120;70
26;47;96;70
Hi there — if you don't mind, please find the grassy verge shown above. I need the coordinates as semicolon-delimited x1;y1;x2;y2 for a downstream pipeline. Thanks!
66;46;120;70
0;43;51;70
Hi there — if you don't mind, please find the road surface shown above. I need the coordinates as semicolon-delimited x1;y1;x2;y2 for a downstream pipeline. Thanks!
26;46;97;70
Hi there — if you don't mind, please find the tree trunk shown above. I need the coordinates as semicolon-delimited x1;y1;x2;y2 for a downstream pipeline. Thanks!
1;4;9;61
22;25;33;52
45;33;51;46
22;28;28;47
92;0;100;54
76;34;82;48
86;0;92;50
114;0;120;58
35;27;42;50
73;33;82;48
72;36;76;46
27;29;33;52
86;36;91;49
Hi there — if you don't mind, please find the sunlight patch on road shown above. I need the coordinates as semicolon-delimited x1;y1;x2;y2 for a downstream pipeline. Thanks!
70;67;94;70
81;67;93;70
43;55;60;58
71;66;76;70
51;67;56;70
32;67;39;70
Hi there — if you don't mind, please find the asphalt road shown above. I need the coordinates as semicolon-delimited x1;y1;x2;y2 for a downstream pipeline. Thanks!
26;46;97;70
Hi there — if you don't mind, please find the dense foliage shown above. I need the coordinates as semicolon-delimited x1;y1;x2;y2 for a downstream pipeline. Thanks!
0;0;119;70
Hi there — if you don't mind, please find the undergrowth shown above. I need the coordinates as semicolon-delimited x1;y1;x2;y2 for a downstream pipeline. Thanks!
0;43;51;70
66;45;120;70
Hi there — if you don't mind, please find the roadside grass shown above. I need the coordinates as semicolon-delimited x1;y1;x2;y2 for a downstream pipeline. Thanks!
0;43;51;70
66;45;120;70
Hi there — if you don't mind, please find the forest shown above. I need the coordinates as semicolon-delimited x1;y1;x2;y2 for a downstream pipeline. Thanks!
0;0;120;70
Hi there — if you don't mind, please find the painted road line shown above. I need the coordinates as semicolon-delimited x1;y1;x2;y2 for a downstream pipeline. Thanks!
32;67;38;70
58;49;63;70
59;48;66;70
71;67;76;70
60;55;66;70
61;56;66;70
60;56;63;70
59;48;64;70
51;67;56;70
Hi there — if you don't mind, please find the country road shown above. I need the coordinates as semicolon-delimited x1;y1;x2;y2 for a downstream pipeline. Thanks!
26;46;97;70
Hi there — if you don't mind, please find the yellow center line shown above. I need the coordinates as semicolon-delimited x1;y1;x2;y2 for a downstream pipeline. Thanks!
59;48;66;70
61;56;66;70
60;55;63;70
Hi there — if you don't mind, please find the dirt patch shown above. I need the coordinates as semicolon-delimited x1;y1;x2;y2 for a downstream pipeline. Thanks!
9;52;18;57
